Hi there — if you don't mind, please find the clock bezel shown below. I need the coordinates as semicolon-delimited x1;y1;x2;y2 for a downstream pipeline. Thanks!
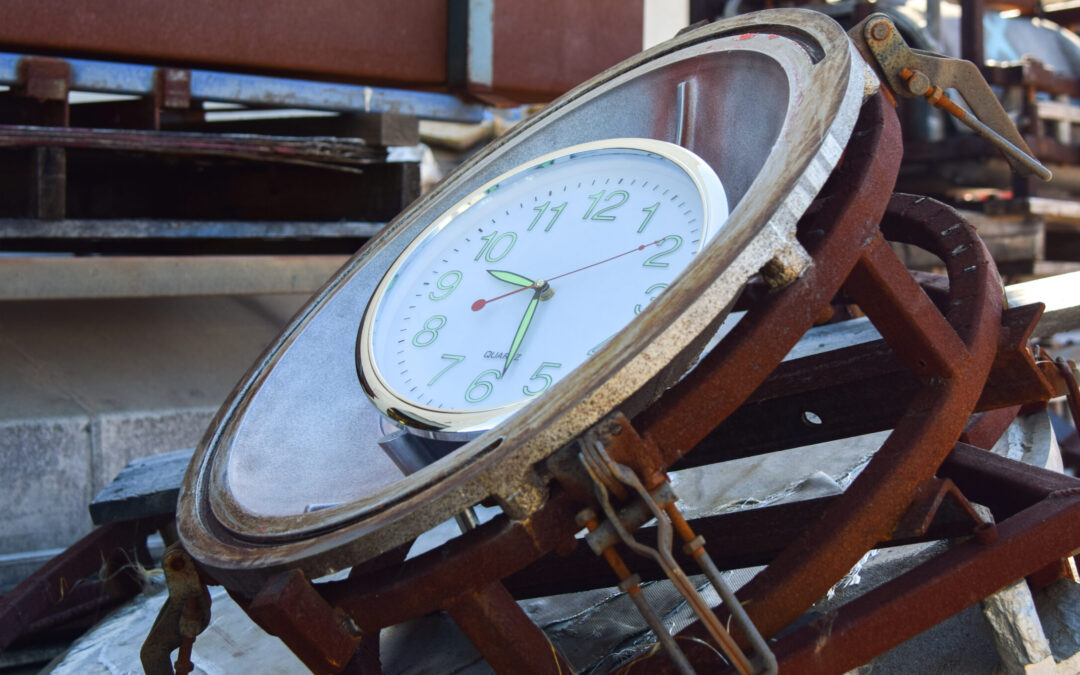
356;137;729;437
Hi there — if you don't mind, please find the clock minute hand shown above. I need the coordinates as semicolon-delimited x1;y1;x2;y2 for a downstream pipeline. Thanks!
503;285;543;376
471;238;666;312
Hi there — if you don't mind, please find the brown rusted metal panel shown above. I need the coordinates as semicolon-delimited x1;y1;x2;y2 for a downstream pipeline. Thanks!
0;1;643;103
487;1;644;103
0;1;449;89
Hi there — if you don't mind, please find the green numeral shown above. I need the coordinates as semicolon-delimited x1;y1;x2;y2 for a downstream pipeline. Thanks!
634;283;668;314
428;270;462;301
411;315;446;347
523;362;562;397
474;231;517;262
583;190;629;221
529;201;567;232
427;353;465;386
643;235;683;268
638;202;659;233
465;369;501;403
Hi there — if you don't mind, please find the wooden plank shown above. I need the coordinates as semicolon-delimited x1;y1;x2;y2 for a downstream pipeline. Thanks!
1005;271;1080;338
1028;196;1080;224
0;254;348;299
89;448;194;525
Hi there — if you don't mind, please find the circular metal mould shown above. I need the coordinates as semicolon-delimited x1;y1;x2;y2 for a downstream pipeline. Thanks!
178;9;868;591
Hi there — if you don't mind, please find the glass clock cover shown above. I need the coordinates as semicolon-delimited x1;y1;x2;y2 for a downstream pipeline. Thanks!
357;139;729;435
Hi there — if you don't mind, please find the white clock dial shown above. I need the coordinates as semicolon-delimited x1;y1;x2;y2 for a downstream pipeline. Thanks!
357;138;729;434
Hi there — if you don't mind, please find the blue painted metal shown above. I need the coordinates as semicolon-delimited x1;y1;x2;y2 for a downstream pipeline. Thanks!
0;52;487;123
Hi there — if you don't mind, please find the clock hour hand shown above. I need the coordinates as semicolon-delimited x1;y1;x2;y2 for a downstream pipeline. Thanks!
503;285;542;376
488;269;536;288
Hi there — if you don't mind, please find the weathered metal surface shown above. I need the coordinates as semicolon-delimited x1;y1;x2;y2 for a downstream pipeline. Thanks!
321;493;580;632
0;1;641;104
178;9;868;592
0;52;486;123
850;13;1049;180
677;303;1050;466
245;570;360;674
141;545;212;675
0;124;384;169
444;582;572;674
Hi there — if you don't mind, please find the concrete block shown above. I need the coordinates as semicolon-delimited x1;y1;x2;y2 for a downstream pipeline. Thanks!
0;417;92;553
91;408;215;494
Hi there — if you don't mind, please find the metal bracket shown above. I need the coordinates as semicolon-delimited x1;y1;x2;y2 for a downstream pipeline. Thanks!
577;432;775;674
849;13;1051;181
890;476;997;542
141;544;212;675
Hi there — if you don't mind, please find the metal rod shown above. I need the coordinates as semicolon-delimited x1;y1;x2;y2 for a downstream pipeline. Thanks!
624;577;697;675
581;442;754;674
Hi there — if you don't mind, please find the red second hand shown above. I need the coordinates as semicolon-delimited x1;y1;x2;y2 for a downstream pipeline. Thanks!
471;238;665;311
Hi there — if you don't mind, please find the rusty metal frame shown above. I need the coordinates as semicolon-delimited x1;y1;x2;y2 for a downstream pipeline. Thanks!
152;12;1078;673
145;91;1072;673
208;92;904;672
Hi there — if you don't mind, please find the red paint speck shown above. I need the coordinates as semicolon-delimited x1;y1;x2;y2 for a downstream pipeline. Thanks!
638;244;645;250
768;34;780;40
738;33;757;41
472;299;486;311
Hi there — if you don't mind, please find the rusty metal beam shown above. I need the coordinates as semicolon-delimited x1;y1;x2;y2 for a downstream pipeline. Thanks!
769;445;1080;674
676;303;1052;468
0;518;163;652
0;1;642;103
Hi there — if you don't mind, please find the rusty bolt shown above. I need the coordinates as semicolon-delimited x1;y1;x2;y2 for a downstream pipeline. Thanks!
974;522;998;545
901;68;931;97
575;507;598;529
869;20;891;42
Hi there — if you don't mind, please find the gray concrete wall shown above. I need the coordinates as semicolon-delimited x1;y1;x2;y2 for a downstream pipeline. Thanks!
0;294;307;587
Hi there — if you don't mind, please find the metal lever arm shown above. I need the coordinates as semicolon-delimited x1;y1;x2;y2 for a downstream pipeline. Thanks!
850;13;1052;181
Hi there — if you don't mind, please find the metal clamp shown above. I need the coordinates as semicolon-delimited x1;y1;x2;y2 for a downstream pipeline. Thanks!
141;544;212;675
577;437;776;675
850;13;1052;181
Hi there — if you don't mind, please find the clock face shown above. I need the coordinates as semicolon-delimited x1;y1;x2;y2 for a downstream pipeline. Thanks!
357;138;729;434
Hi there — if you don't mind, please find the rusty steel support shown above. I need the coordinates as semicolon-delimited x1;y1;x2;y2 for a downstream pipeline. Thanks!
679;302;1050;467
0;517;163;652
633;93;904;467
246;570;362;675
9;56;70;219
445;582;572;674
703;192;1002;645
769;444;1080;674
